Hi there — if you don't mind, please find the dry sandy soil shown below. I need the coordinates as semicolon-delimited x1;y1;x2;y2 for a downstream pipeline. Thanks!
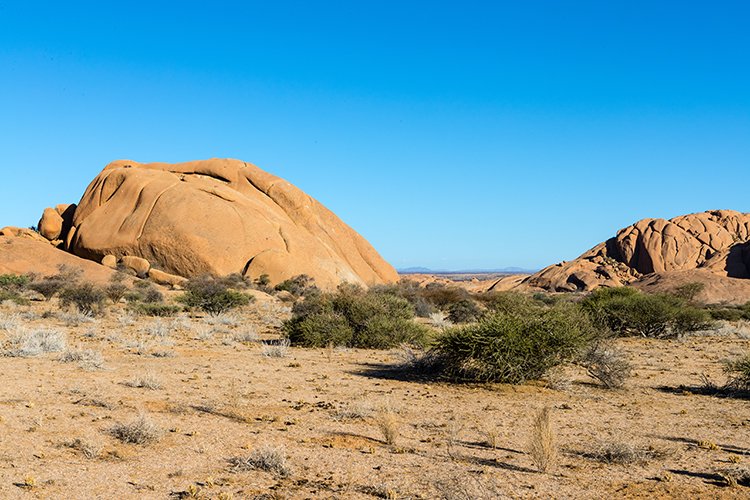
0;298;749;499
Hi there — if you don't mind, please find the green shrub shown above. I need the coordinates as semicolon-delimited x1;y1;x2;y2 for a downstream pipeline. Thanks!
128;302;183;317
419;284;471;309
724;353;750;392
275;274;315;296
0;274;31;291
429;304;596;383
284;284;429;348
59;282;107;315
447;299;483;323
178;275;251;315
29;276;66;301
671;282;705;302
370;280;436;317
479;291;542;315
673;307;714;334
708;307;746;322
580;287;713;338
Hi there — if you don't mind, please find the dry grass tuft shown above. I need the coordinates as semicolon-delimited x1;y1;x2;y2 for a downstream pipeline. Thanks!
375;410;400;446
109;414;161;444
528;406;556;473
228;445;291;477
59;348;104;369
262;338;290;358
4;328;67;357
124;372;163;390
62;438;101;459
717;465;750;488
583;441;670;464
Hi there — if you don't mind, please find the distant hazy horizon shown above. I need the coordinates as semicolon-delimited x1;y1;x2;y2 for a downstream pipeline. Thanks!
2;2;748;270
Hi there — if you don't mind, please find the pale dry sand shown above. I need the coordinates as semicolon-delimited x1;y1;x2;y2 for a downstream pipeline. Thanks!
0;300;748;499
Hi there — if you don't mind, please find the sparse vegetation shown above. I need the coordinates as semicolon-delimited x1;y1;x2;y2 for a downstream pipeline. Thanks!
59;348;104;369
580;287;714;338
262;338;291;358
274;274;315;297
125;372;163;390
109;414;161;444
583;441;669;464
580;340;632;389
724;352;750;392
59;282;107;315
178;275;252;315
528;406;555;473
4;328;67;357
375;410;400;446
284;284;430;349
229;446;291;477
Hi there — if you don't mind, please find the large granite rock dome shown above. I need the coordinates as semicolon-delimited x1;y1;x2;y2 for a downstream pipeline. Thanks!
64;159;398;289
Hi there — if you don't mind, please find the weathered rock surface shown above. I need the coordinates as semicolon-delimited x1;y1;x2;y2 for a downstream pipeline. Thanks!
526;210;750;292
633;269;750;306
0;229;127;284
37;204;76;242
101;255;118;269
38;208;63;240
120;256;151;277
148;268;188;288
66;159;398;289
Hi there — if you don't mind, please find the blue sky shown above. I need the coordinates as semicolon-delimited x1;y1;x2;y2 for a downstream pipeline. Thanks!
1;1;748;270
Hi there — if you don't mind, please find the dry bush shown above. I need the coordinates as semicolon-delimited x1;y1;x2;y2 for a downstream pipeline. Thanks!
233;328;258;343
144;320;170;338
262;338;290;358
229;445;291;477
62;438;101;459
428;312;452;329
724;353;750;392
59;348;104;370
581;341;632;389
125;372;163;390
528;406;555;473
375;410;400;446
434;475;503;500
333;399;374;421
4;328;67;357
60;311;95;327
481;425;502;449
109;414;161;444
717;466;750;488
0;313;19;332
584;441;669;464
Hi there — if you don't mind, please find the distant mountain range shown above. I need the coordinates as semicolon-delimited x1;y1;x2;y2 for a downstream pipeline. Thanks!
398;266;536;275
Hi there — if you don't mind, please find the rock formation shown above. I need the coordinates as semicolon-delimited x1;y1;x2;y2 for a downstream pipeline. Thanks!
526;210;750;293
64;159;398;289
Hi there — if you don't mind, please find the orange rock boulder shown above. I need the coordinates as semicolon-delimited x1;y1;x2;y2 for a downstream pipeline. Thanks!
66;159;398;289
526;210;750;292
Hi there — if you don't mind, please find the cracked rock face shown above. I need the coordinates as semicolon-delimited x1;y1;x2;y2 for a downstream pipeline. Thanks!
526;210;750;292
66;159;398;289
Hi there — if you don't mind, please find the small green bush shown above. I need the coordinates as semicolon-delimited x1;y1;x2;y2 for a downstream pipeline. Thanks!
724;353;750;392
178;275;251;315
671;282;705;302
284;284;430;348
0;274;31;291
29;276;66;301
429;304;597;384
275;274;316;296
580;287;713;338
479;291;542;315
447;299;483;324
128;302;183;317
59;282;107;315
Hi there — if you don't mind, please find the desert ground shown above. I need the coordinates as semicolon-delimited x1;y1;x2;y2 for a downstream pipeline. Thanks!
1;292;748;500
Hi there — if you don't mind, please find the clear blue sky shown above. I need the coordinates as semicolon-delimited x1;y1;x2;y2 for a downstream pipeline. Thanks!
1;1;748;270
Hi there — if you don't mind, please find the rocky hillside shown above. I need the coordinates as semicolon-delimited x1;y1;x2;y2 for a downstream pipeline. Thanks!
525;210;750;296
